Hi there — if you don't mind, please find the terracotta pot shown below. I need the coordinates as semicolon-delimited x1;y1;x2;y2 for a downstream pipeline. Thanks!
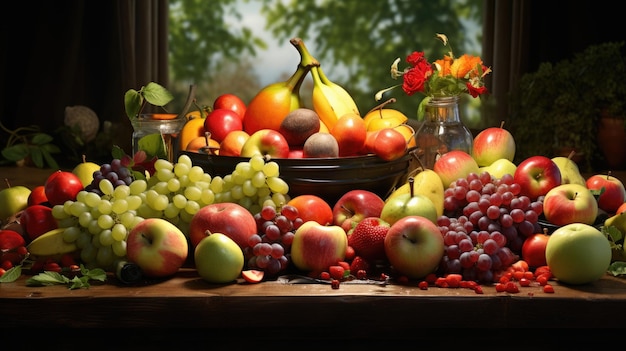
597;115;626;170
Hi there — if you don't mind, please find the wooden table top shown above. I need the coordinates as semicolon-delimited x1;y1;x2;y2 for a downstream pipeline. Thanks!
2;165;626;342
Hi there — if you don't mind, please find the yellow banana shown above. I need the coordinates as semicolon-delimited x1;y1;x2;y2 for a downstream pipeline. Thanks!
311;66;360;130
27;228;78;258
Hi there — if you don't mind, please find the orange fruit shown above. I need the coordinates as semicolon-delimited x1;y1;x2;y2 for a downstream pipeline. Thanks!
151;113;178;120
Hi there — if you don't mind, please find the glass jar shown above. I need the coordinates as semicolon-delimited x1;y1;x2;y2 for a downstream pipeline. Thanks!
131;114;186;163
414;96;473;170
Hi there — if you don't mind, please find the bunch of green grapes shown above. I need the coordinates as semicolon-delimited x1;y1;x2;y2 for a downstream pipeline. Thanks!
51;153;291;271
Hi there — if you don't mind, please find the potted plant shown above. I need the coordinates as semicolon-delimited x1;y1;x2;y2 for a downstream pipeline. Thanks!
510;41;626;172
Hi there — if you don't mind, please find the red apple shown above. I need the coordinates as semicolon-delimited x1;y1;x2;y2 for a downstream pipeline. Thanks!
44;170;84;206
513;155;562;201
213;93;247;120
27;185;49;207
383;215;445;279
219;130;250;157
204;108;244;143
348;216;390;262
240;129;290;159
372;127;408;161
126;218;189;278
330;113;367;157
522;231;549;268
20;204;58;242
290;220;347;273
471;123;516;167
433;150;480;188
189;202;257;249
332;190;385;233
542;183;598;226
287;195;333;226
287;147;304;159
586;173;626;214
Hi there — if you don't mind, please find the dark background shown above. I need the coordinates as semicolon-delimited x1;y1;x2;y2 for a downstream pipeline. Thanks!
1;1;624;165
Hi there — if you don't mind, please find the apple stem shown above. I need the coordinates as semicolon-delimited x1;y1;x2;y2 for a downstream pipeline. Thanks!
365;97;397;116
341;205;355;217
543;228;548;235
82;154;87;163
408;177;415;197
3;178;10;188
499;120;505;129
607;171;613;180
567;150;576;160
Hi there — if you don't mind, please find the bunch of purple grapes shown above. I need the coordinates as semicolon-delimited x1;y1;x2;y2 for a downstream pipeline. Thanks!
245;204;304;276
84;158;133;195
436;171;543;283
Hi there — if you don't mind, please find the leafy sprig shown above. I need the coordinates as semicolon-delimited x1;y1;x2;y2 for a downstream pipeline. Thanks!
25;265;107;289
124;82;174;120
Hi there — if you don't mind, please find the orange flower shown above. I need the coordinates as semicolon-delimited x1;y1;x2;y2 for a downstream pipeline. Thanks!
449;54;483;79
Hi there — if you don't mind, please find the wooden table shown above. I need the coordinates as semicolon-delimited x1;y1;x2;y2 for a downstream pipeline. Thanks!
2;166;626;344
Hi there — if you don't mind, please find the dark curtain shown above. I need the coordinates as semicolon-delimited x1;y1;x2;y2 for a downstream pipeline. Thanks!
0;0;168;163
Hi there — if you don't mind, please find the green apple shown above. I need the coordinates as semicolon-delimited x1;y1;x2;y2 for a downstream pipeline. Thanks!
478;158;517;180
386;169;444;218
0;185;31;221
194;232;244;284
72;159;101;187
380;178;438;225
546;223;611;285
551;155;586;186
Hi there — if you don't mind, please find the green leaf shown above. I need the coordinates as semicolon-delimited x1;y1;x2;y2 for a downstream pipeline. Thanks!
138;133;167;159
608;261;626;276
41;149;60;169
29;147;44;168
26;271;70;286
40;143;61;154
2;144;29;161
125;89;143;119
85;267;107;282
30;133;54;145
0;265;22;283
142;82;174;107
111;145;126;160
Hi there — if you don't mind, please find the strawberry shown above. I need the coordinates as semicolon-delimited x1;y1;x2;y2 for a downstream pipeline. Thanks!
348;217;390;261
350;256;370;274
329;265;345;280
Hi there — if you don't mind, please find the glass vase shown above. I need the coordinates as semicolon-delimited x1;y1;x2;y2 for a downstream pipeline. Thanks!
131;114;186;163
414;96;473;170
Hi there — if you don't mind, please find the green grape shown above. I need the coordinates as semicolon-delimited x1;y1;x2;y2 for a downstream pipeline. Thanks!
156;168;175;182
57;217;78;229
129;179;147;195
111;223;127;241
266;176;289;194
78;211;93;228
249;203;262;216
242;179;257;197
174;162;190;178
200;189;215;205
99;229;115;247
231;170;246;185
152;181;169;195
194;180;210;190
112;240;127;257
167;214;181;225
98;199;113;215
167;178;181;192
126;195;142;211
113;185;130;199
137;203;161;219
154;158;173;172
145;189;159;204
88;219;101;234
131;216;145;228
230;185;244;200
188;165;205;182
62;200;75;215
177;153;192;168
76;231;92;249
84;192;102;208
238;196;254;210
200;173;212;183
91;232;102;248
96;245;114;269
257;186;271;199
210;176;224;193
164;203;180;218
184;200;200;216
251;171;266;188
151;194;169;211
75;191;88;204
119;212;136;228
62;226;81;243
99;179;114;196
250;154;265;171
178;175;190;187
183;186;202;201
52;205;69;220
261;198;277;209
179;208;194;223
262;161;279;177
111;199;129;214
272;193;289;207
172;194;187;209
97;214;114;230
80;243;97;265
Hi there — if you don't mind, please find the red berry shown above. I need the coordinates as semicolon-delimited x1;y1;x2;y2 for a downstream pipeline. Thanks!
505;281;520;293
418;281;429;290
495;283;506;292
350;256;370;274
337;261;350;271
0;268;5;277
329;265;345;280
15;246;28;256
445;274;462;288
319;271;331;280
331;279;340;289
424;273;438;284
543;284;555;293
356;269;367;280
1;260;13;270
474;285;484;294
519;278;531;287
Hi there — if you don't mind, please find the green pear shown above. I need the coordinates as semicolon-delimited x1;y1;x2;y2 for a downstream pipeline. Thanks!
478;158;517;179
552;152;586;185
381;177;438;225
386;169;444;217
0;184;31;220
